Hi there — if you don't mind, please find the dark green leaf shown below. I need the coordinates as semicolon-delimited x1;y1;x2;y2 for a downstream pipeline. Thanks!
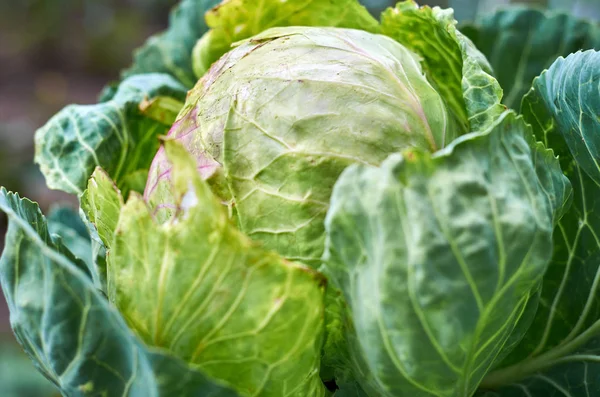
461;7;600;108
324;112;570;396
47;205;93;274
478;50;600;396
35;74;187;196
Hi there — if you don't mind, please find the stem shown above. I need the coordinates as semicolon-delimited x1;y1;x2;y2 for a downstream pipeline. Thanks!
480;319;600;389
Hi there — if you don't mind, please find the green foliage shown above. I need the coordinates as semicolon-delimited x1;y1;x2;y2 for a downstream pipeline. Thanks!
323;112;570;396
34;74;187;196
111;142;327;396
461;8;600;108
0;188;240;397
4;1;600;396
381;1;504;132
477;50;600;397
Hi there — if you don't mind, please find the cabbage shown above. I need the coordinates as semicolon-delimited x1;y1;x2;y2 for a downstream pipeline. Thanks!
3;1;600;396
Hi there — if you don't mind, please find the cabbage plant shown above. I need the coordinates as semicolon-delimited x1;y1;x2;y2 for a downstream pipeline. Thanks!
2;0;600;396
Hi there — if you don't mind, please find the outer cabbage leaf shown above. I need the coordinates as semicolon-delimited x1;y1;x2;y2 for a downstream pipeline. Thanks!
381;1;505;132
122;0;221;88
478;50;600;396
148;26;460;266
528;51;600;185
0;188;239;397
460;8;600;109
108;141;327;396
323;112;571;397
192;0;380;77
35;74;186;196
46;206;93;276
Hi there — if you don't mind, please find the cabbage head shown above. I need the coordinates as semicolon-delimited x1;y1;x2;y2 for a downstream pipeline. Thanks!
146;26;468;264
